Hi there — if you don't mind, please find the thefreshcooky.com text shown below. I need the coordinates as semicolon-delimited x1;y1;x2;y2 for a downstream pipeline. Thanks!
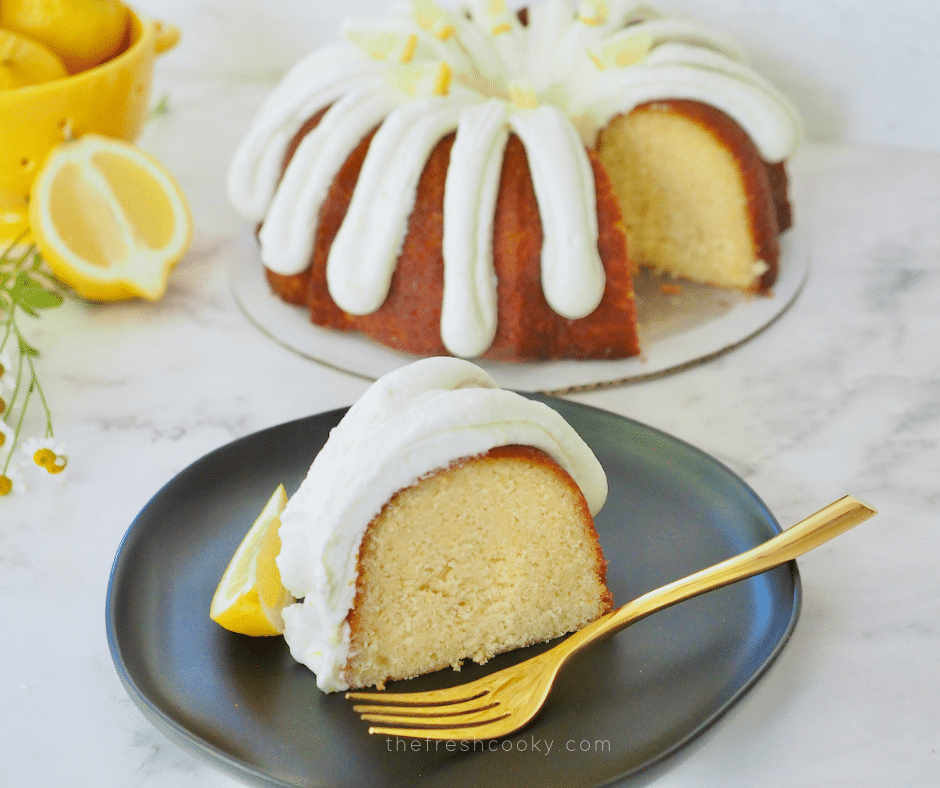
386;736;611;755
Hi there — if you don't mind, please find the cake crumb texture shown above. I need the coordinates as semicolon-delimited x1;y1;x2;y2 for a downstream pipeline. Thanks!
597;100;782;293
344;446;612;690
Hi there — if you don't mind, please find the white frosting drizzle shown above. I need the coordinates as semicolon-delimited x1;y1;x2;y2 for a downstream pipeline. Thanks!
228;0;803;356
577;0;652;37
601;18;750;62
227;45;383;221
260;85;400;275
467;0;526;76
509;105;605;319
577;58;801;160
441;99;508;357
276;356;609;692
526;0;582;92
448;11;507;84
325;96;471;315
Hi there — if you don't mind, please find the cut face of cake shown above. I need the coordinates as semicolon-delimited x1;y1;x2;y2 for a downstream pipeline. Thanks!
598;100;790;292
346;445;611;690
275;357;612;692
598;101;786;293
228;0;802;362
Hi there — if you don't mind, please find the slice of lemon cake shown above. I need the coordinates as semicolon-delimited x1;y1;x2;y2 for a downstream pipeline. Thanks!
276;357;612;692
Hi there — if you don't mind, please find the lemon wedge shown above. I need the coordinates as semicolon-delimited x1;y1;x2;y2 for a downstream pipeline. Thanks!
210;484;295;637
0;28;69;89
256;503;295;634
0;0;129;74
28;133;193;301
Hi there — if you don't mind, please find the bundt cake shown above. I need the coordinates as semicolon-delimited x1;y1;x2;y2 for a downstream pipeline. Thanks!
228;0;802;361
275;356;612;692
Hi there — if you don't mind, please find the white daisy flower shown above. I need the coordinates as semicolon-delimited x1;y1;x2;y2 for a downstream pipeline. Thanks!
21;436;69;476
0;465;26;496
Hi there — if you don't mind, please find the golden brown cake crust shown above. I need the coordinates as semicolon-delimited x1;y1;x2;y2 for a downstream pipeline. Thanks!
267;113;640;361
263;96;791;353
487;137;640;360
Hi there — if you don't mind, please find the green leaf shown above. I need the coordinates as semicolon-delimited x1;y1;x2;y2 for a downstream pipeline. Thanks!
9;271;63;315
18;334;39;357
19;287;63;311
9;270;32;295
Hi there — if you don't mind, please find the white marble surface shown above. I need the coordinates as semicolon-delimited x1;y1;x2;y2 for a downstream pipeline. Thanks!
3;1;940;786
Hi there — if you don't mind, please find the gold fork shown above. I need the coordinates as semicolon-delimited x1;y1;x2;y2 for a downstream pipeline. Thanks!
347;495;876;740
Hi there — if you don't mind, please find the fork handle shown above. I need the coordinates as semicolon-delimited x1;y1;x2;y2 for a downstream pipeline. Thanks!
557;495;876;660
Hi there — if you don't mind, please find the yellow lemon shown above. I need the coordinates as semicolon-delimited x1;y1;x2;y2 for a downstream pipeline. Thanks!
256;501;296;633
0;0;130;74
28;133;193;301
0;28;69;89
210;485;295;637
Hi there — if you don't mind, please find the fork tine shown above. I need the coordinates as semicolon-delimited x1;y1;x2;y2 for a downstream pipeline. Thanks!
366;715;514;740
358;702;503;726
347;678;515;739
344;659;538;740
352;695;497;718
360;707;507;728
345;686;489;707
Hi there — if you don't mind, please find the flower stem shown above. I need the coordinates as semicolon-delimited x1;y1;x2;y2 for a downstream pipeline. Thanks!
0;238;66;486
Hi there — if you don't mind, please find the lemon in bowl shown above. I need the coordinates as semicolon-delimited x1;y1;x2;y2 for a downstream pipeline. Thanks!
0;6;180;243
0;28;69;89
0;0;129;74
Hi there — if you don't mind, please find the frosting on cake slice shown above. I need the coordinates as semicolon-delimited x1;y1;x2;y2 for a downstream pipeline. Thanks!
276;356;611;691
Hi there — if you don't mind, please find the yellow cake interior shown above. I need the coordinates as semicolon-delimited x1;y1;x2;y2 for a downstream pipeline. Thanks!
344;448;612;690
597;106;763;289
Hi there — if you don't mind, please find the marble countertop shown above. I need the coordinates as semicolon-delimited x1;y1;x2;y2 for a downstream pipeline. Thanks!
3;3;940;787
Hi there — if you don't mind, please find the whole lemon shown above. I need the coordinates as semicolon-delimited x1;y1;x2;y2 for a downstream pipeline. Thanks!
0;0;130;74
0;27;69;88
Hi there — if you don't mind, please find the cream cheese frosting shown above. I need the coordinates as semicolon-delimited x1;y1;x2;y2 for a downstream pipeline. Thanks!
276;356;608;692
228;0;803;358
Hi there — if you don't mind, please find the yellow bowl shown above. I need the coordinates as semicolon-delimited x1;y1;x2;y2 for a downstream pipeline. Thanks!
0;7;180;243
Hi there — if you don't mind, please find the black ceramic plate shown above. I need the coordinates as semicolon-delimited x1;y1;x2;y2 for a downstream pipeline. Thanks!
107;397;800;788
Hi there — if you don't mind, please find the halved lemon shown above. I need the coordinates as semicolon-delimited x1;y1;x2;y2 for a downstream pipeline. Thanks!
0;28;69;89
210;484;295;637
28;133;193;301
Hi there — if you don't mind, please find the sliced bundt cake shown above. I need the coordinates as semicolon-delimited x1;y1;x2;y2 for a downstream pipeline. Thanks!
275;357;612;691
228;0;802;361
